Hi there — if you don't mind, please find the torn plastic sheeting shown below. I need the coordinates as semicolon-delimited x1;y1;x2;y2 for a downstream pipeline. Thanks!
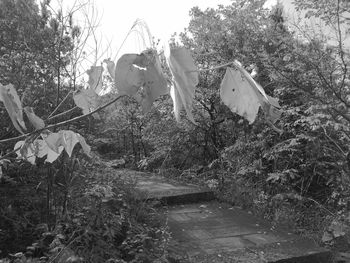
166;46;198;123
133;50;169;113
220;64;282;124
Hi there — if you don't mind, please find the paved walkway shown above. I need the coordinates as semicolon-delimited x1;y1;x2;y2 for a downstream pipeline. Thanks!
120;169;331;262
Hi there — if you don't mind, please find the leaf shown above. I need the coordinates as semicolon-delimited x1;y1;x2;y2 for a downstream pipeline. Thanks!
73;88;98;115
329;221;346;238
76;133;91;156
267;172;285;183
46;146;64;163
14;140;36;164
60;130;80;157
33;139;49;158
42;130;91;158
0;83;26;133
42;132;63;153
24;107;45;130
322;231;333;243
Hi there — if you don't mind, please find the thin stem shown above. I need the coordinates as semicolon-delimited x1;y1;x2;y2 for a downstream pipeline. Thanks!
48;91;73;118
47;106;79;123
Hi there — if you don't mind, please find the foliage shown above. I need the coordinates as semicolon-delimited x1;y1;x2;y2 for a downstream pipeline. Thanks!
0;157;170;262
0;1;171;262
0;0;80;142
1;0;350;259
141;0;350;251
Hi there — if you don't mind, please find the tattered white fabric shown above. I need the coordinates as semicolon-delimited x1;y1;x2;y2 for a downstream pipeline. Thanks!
24;107;45;130
133;50;169;112
264;95;282;124
86;66;103;95
115;54;145;97
220;67;261;124
73;88;99;116
0;83;26;133
166;46;198;123
103;59;116;81
220;62;281;124
114;50;169;113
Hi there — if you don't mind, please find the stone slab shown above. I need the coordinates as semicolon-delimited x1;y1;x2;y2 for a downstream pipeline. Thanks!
114;170;331;262
166;202;332;262
117;169;215;204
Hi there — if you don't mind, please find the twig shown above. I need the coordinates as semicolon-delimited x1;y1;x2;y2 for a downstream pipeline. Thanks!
48;231;78;263
322;126;346;156
47;91;73;118
47;106;79;123
113;20;139;62
0;146;21;161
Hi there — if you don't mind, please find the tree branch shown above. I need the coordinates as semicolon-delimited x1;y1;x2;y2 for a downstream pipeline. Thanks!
0;95;125;145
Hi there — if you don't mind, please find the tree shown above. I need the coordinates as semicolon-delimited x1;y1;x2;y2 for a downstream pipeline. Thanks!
0;0;77;143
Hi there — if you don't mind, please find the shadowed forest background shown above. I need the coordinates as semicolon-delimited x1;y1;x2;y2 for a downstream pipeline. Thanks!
0;0;349;262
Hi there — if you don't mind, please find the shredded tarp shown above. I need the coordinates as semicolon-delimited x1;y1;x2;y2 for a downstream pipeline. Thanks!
0;83;26;134
115;54;144;97
86;65;104;95
220;61;281;124
134;50;169;112
114;50;168;113
166;46;198;123
220;67;261;124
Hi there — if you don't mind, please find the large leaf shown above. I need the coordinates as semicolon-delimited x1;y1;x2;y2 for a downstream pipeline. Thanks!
73;88;99;115
0;83;26;133
42;132;63;153
14;140;36;164
60;130;79;157
24;107;45;130
42;130;91;158
46;146;64;163
14;131;91;164
76;133;91;156
31;137;62;163
33;139;49;158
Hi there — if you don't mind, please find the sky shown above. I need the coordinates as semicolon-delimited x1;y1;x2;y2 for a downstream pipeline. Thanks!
50;0;278;76
60;0;277;64
91;0;233;58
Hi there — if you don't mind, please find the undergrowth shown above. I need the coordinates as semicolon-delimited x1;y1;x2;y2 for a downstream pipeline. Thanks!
0;153;170;263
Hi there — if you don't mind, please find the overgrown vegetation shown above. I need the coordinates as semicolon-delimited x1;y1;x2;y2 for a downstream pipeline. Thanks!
0;0;170;262
1;0;350;261
137;0;350;253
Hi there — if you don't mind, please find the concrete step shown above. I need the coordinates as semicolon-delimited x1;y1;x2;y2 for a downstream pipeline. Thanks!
166;202;332;263
121;169;215;205
117;169;331;262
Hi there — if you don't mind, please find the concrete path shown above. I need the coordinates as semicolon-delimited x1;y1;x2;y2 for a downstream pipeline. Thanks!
120;169;331;262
